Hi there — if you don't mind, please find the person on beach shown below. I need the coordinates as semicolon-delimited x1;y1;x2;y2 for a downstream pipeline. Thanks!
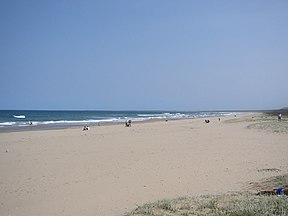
278;113;282;121
125;120;132;127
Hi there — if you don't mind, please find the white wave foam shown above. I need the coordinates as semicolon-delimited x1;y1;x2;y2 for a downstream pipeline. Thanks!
0;112;238;129
0;122;16;126
138;113;174;117
138;112;190;119
39;118;121;125
13;115;26;119
141;113;174;116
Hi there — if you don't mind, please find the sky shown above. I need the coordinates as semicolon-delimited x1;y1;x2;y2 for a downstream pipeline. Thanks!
0;0;287;111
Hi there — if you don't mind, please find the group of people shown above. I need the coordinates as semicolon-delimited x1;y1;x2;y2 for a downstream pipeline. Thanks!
83;126;90;131
204;117;222;124
82;120;132;131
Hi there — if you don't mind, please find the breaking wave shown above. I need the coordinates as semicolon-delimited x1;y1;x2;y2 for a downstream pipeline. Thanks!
13;115;26;119
0;111;239;130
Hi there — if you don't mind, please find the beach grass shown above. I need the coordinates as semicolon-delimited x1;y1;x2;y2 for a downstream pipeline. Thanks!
124;192;288;216
124;164;288;216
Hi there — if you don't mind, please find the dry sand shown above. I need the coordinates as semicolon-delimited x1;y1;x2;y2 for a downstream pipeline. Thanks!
0;114;287;216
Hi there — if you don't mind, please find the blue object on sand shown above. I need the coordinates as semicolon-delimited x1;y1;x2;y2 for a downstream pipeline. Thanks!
276;188;285;195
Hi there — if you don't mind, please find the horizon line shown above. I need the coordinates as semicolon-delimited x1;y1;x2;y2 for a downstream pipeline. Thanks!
0;108;285;112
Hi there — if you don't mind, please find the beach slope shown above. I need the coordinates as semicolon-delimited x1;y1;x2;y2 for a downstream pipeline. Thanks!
0;114;287;216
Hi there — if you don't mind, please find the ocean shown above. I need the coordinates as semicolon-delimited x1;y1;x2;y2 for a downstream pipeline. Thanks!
0;110;237;132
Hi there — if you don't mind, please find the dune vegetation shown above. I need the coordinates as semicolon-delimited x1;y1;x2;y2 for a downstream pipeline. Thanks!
124;175;288;216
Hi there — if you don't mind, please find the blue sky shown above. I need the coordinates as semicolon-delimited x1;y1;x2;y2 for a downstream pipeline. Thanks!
0;0;287;111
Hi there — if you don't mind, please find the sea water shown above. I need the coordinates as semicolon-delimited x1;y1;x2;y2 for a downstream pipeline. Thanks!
0;110;237;132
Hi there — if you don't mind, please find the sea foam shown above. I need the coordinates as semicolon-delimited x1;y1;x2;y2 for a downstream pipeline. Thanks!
13;115;26;119
0;122;16;126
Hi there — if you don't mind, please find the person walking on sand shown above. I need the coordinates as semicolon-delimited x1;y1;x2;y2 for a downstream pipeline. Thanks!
278;113;282;121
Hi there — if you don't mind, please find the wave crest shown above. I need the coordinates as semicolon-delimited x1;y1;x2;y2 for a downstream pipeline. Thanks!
13;115;26;119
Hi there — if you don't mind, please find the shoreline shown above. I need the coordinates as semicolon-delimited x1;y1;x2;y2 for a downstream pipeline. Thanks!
0;112;250;134
0;110;253;133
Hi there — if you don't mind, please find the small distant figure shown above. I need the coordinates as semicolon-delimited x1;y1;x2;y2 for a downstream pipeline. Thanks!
165;119;168;122
234;115;237;117
125;120;132;127
205;119;210;123
29;121;33;125
278;113;282;121
218;118;221;121
83;126;90;131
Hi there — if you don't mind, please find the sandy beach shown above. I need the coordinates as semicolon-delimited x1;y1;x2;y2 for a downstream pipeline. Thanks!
0;114;287;216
